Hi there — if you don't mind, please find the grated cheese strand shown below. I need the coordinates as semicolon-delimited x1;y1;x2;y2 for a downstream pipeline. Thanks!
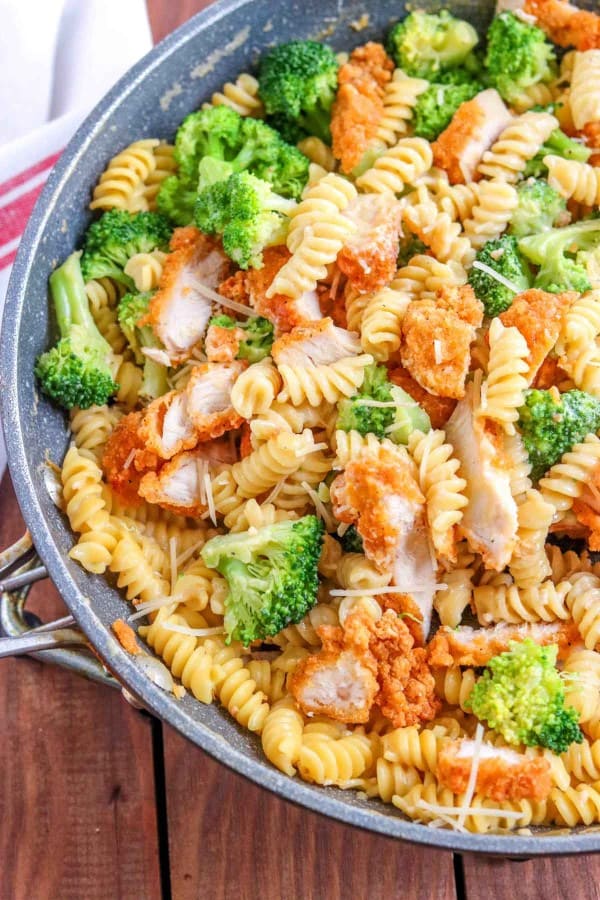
471;260;521;294
457;722;485;830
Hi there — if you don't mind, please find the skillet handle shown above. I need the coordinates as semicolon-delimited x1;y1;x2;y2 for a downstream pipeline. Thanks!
0;532;119;690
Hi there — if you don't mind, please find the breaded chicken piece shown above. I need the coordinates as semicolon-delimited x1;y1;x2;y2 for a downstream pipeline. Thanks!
388;366;457;429
139;441;235;517
204;323;244;363
572;466;600;549
400;286;483;400
101;411;158;505
524;0;600;49
139;363;244;461
290;610;439;726
500;289;575;381
272;317;361;366
330;445;437;643
446;383;518;570
112;619;142;656
140;227;231;364
432;89;513;184
337;194;403;292
289;615;379;723
532;355;568;390
427;621;579;668
368;610;441;728
331;42;394;174
437;739;552;802
219;246;322;335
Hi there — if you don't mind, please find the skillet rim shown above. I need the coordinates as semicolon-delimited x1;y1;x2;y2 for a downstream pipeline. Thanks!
2;0;600;856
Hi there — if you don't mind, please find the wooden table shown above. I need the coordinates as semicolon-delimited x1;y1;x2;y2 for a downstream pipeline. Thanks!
2;2;600;897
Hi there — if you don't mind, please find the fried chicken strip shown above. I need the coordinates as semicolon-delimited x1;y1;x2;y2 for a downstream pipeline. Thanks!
500;289;575;381
427;621;579;668
524;0;600;50
338;194;403;293
437;739;552;802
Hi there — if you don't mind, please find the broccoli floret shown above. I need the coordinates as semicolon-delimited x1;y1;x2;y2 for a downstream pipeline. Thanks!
468;235;534;317
35;252;118;410
258;40;339;144
518;388;600;481
387;11;478;79
195;171;294;269
519;219;600;293
524;128;591;178
117;292;169;400
397;232;428;267
413;79;482;141
201;515;324;645
340;525;363;554
208;313;274;363
465;639;582;753
80;210;171;285
508;178;567;238
484;12;556;104
336;365;430;443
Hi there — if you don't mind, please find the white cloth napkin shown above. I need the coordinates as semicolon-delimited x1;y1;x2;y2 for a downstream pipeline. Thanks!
0;0;153;477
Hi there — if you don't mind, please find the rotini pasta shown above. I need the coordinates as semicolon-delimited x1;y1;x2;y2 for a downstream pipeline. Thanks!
546;156;600;207
204;72;264;117
355;137;433;194
569;50;600;130
375;70;429;146
477;111;558;182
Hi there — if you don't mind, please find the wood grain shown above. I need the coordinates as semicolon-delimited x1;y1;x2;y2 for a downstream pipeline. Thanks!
162;728;457;900
0;477;162;900
463;855;600;900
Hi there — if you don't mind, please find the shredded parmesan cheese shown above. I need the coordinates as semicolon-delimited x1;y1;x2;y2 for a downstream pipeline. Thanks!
189;277;254;317
265;479;286;503
162;622;225;637
330;586;401;597
128;597;176;621
433;339;443;365
457;722;485;830
169;536;178;598
176;537;207;568
204;469;217;526
123;448;137;470
301;480;336;531
471;260;521;294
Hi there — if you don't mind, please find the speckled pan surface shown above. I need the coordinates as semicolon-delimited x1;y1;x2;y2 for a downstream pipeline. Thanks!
3;0;600;855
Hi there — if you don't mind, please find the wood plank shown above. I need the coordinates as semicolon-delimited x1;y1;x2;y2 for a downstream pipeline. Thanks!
0;475;162;900
163;728;457;900
146;0;213;43
463;855;600;900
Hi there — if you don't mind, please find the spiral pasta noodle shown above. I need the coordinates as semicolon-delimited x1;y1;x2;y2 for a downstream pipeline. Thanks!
209;639;270;732
274;602;340;649
276;354;373;407
539;434;600;519
472;579;570;626
435;544;477;628
355;137;433;194
566;573;600;651
231;430;317;497
403;199;475;268
382;724;459;772
433;667;478;713
548;784;600;827
408;429;467;561
70;405;121;462
478;319;529;436
90;139;160;212
546;156;600;207
297;136;336;171
261;698;305;775
563;649;600;725
511;81;557;114
230;361;282;418
85;277;125;314
140;611;220;703
110;534;169;602
375;70;429;146
477;111;558;182
557;290;600;355
143;142;177;210
392;254;467;300
332;429;384;469
123;249;167;292
204;72;264;117
509;490;554;589
335;553;391;591
569;50;600;130
359;287;411;361
463;179;519;250
297;728;375;786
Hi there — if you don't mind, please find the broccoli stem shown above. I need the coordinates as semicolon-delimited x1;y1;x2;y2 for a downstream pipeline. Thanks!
300;105;332;144
545;129;590;163
138;324;169;399
49;251;99;336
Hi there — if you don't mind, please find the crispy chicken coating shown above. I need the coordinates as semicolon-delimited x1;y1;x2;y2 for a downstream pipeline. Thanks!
524;0;600;50
427;621;579;668
531;355;568;390
204;323;244;363
400;286;483;400
330;444;436;642
218;246;322;335
289;615;378;723
139;362;244;460
271;317;361;366
337;194;403;292
331;42;394;174
139;226;231;364
572;465;600;549
112;619;142;656
432;89;513;184
437;739;552;802
101;411;158;505
388;366;457;429
500;289;575;381
290;610;439;727
139;441;234;517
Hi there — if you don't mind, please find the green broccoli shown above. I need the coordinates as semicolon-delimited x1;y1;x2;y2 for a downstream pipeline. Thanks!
340;525;363;554
208;313;274;363
201;515;324;645
508;177;567;237
387;11;478;80
468;235;534;317
397;232;428;267
117;292;169;400
258;40;339;144
484;12;556;104
157;107;309;225
35;252;118;410
524;128;591;178
518;219;600;293
518;388;600;481
195;171;294;269
80;210;172;285
336;364;430;443
413;79;483;141
465;639;582;754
